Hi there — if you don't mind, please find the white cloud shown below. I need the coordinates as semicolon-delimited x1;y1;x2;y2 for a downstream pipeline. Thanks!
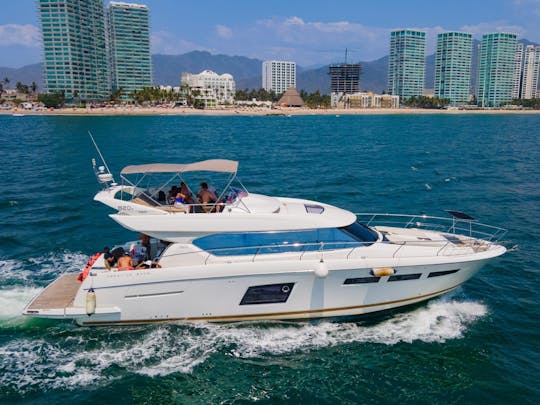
215;24;233;39
151;30;211;54
460;22;526;37
0;24;40;47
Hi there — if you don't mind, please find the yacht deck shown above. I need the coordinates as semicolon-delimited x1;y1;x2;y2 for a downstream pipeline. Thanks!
26;273;80;310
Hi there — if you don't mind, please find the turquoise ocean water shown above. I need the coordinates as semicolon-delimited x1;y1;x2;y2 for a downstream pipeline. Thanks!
0;114;538;403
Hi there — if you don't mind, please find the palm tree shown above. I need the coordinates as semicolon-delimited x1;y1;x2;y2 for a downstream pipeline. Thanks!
31;82;38;94
3;77;9;87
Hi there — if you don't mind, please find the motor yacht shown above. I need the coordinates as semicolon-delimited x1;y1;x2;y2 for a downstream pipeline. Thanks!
23;158;507;326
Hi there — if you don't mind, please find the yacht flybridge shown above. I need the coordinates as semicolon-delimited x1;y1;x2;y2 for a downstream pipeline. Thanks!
24;158;507;326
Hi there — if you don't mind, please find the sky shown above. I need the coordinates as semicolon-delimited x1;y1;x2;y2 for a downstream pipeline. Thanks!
1;0;540;68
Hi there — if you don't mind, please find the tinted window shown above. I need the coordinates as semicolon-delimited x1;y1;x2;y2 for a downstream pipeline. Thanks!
193;228;367;256
340;221;379;244
388;273;422;281
343;277;380;285
428;269;459;278
240;283;294;305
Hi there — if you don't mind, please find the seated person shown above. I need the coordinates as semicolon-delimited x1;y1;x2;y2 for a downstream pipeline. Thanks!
174;192;191;213
117;252;134;271
197;182;221;212
167;185;179;204
103;246;115;269
179;182;195;204
136;260;162;269
156;190;167;204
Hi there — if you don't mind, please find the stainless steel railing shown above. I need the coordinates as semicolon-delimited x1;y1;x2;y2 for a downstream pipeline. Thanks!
355;213;507;242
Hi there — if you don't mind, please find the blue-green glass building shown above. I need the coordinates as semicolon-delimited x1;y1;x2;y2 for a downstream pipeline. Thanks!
477;33;517;107
38;0;109;102
435;32;472;106
387;29;426;99
107;2;152;100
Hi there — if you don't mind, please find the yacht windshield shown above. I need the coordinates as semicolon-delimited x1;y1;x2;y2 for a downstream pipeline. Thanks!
193;224;378;256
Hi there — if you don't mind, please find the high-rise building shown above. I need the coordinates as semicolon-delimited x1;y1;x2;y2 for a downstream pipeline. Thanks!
434;32;472;105
512;43;524;99
328;64;361;94
107;2;152;99
520;45;540;99
387;29;426;98
38;0;109;101
477;33;517;107
262;61;296;94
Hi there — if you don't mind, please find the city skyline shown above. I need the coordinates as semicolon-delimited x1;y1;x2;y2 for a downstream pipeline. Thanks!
1;0;540;68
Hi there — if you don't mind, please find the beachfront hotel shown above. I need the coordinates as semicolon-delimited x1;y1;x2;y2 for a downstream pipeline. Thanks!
520;45;540;99
262;61;296;94
387;29;426;99
181;70;235;107
106;1;152;100
434;32;472;106
477;33;517;107
38;0;109;101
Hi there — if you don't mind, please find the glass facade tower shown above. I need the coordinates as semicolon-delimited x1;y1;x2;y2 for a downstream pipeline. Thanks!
387;29;426;98
38;0;109;101
434;32;472;106
477;33;517;107
107;2;152;99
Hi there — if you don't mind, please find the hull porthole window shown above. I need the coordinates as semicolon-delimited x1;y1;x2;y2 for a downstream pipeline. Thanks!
240;283;295;305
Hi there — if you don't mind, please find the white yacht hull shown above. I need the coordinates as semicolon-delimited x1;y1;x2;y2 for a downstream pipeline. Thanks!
24;248;502;326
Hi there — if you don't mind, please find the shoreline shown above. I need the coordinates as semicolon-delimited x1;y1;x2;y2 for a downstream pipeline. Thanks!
1;107;539;116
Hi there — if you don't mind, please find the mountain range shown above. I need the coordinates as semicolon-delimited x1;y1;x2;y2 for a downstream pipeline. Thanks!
1;39;537;96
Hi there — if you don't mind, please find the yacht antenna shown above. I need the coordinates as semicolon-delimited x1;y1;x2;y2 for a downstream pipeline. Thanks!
89;131;116;185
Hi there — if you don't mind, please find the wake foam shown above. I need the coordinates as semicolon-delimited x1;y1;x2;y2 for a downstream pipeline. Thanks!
0;299;487;393
0;286;42;320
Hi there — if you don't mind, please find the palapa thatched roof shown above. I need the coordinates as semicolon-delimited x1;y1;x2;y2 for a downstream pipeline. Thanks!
277;87;304;107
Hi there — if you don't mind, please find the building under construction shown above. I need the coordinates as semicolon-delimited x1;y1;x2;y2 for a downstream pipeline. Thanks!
328;64;361;94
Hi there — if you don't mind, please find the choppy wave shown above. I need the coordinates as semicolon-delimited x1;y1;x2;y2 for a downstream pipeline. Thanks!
0;299;487;393
0;251;88;286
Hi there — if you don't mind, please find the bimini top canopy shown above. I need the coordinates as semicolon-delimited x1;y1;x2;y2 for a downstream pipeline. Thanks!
120;159;238;175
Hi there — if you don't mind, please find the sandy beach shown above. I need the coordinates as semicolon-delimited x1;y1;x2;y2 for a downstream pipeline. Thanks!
1;106;539;116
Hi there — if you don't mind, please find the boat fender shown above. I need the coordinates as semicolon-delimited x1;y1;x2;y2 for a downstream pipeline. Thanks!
371;267;395;277
315;260;329;278
86;288;96;316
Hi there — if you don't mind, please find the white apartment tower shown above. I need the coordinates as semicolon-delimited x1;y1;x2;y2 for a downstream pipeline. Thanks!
512;43;524;99
262;61;296;94
520;45;540;99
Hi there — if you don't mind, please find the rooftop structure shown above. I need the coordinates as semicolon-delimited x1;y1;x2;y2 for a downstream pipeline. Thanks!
477;33;517;107
434;32;472;106
106;1;152;100
262;61;296;94
387;29;426;99
277;87;304;107
38;0;109;101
